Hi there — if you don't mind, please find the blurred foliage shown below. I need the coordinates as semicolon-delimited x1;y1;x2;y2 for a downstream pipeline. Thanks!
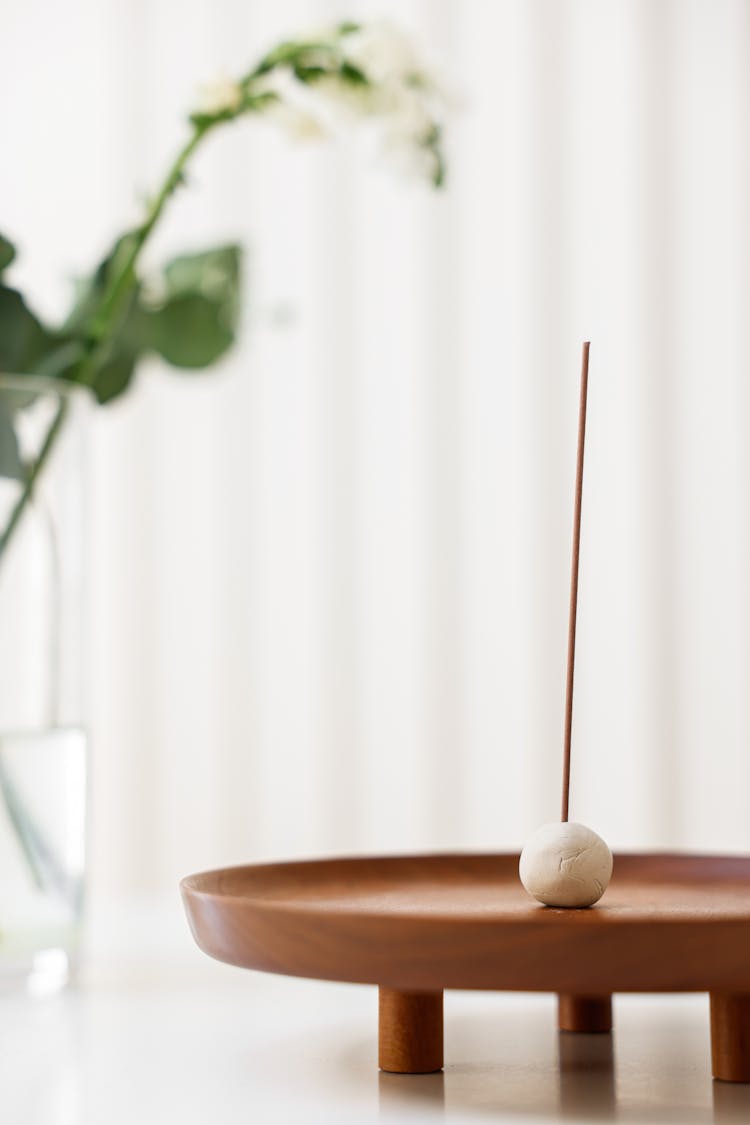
0;18;445;501
0;233;241;407
0;234;241;489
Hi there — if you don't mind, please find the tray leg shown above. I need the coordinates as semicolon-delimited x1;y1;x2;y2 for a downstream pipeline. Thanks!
378;988;443;1073
558;994;613;1033
710;993;750;1082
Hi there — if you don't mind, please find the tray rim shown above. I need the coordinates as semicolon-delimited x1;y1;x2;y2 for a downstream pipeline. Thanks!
180;849;750;924
181;850;750;992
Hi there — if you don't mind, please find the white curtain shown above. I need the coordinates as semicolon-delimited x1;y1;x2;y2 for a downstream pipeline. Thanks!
4;0;750;899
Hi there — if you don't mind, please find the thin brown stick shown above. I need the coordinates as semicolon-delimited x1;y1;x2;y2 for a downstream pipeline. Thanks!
561;341;590;823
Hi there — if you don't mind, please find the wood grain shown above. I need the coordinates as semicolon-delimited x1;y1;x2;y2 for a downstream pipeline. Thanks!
711;993;750;1081
181;853;750;995
378;988;443;1073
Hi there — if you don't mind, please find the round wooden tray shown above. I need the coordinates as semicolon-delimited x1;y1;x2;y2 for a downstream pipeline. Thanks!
181;852;750;1081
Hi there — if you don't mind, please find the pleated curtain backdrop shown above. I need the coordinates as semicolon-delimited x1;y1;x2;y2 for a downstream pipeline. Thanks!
4;0;750;899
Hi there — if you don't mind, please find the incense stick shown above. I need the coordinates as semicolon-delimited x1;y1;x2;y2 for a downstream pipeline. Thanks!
520;348;612;909
561;341;590;823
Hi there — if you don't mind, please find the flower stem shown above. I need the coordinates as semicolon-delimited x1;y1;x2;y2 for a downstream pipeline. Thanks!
76;121;213;387
0;121;215;569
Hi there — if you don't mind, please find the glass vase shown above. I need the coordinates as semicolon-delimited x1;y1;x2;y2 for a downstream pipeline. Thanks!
0;375;88;992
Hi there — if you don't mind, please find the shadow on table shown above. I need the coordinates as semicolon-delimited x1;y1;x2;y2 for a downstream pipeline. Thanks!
372;1000;750;1124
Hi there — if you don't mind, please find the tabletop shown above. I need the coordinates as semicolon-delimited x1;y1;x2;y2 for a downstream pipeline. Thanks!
3;897;750;1125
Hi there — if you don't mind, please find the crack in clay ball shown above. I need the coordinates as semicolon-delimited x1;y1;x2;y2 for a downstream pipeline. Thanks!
519;821;613;908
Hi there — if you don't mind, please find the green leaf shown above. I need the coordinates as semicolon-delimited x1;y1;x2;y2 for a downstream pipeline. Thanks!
0;235;16;274
294;64;328;83
252;38;338;79
339;61;369;86
0;286;53;373
56;239;241;402
31;339;87;381
163;244;240;304
91;346;137;405
0;395;23;480
147;244;241;369
71;295;148;404
256;40;314;70
57;232;150;404
147;293;235;368
63;231;139;334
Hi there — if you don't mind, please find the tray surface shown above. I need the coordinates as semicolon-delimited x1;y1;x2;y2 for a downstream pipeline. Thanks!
181;852;750;993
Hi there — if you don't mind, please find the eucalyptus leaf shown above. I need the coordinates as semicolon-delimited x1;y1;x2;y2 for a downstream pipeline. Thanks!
163;244;240;304
83;290;152;403
64;231;140;334
54;240;240;400
60;245;150;403
91;347;137;405
146;244;241;369
0;286;52;373
147;293;235;369
0;235;15;274
0;396;24;480
30;339;87;381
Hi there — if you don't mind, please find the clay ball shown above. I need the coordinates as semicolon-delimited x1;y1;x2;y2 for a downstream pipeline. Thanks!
519;821;613;908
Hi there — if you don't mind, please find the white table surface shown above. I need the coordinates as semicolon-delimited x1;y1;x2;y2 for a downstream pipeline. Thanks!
3;898;750;1125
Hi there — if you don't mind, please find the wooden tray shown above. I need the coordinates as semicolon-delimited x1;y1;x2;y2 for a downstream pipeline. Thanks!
181;852;750;1081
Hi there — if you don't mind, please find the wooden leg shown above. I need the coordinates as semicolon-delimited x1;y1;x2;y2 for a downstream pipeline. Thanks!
378;988;443;1073
710;993;750;1082
558;994;613;1033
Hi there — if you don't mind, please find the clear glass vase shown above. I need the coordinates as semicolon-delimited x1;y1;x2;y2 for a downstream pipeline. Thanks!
0;375;88;992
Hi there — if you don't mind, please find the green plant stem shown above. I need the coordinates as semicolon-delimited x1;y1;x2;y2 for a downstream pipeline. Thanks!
77;121;213;388
0;397;68;564
0;121;216;569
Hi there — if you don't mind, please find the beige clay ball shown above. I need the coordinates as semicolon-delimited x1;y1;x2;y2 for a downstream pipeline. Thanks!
519;821;613;908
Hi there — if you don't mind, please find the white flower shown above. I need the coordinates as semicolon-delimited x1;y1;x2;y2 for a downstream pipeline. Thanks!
197;75;243;116
310;73;376;119
376;80;433;140
252;68;328;140
264;100;327;141
343;21;424;85
241;21;447;186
